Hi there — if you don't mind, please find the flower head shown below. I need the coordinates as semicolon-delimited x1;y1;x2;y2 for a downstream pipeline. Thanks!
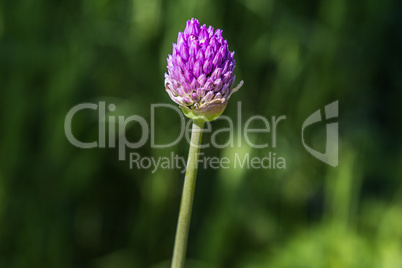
165;18;243;121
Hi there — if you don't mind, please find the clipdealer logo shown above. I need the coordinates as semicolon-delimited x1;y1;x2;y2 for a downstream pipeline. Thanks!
302;101;338;167
64;101;339;170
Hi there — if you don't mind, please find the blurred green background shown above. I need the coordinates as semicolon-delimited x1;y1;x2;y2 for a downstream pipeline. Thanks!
1;0;402;267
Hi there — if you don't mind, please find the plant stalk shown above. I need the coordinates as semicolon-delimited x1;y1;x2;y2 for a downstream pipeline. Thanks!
171;119;205;268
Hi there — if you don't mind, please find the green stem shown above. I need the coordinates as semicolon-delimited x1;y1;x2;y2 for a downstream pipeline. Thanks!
171;119;205;268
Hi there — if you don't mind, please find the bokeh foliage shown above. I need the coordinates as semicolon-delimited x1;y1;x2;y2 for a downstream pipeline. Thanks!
0;0;401;267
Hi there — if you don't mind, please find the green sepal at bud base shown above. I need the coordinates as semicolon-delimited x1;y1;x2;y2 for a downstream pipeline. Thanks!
180;102;228;122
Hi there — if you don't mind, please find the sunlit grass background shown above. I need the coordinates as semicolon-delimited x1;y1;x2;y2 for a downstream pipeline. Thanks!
1;0;401;267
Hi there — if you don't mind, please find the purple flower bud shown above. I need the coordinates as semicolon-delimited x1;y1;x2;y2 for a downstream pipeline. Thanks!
205;46;215;60
191;92;200;102
214;29;222;38
187;56;195;72
203;59;213;74
207;26;214;38
196;49;204;62
221;84;229;96
204;78;214;91
202;91;214;103
174;55;185;71
217;45;227;60
184;18;200;35
189;41;198;58
182;97;193;106
184;70;194;84
228;76;236;88
196;87;205;98
212;53;222;69
222;71;232;82
213;78;223;92
210;68;222;81
199;25;209;43
197;74;207;87
229;51;235;61
177;32;186;47
180;44;189;62
193;60;203;78
191;78;199;87
209;37;219;53
181;81;191;94
172;44;178;56
165;18;243;121
175;86;184;96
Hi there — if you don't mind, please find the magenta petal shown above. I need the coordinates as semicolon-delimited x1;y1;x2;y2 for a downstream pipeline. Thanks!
212;53;222;69
199;25;209;42
203;59;213;74
189;41;198;58
215;92;222;99
190;78;199;89
202;91;214;102
193;61;203;78
214;29;222;38
204;79;214;91
177;32;186;47
213;78;223;91
197;87;206;98
196;49;204;63
207;26;214;37
187;56;195;72
205;46;214;60
191;92;200;102
197;74;207;86
209;37;219;52
182;97;194;105
172;44;178;56
211;68;222;81
184;70;194;84
180;44;189;62
222;71;232;82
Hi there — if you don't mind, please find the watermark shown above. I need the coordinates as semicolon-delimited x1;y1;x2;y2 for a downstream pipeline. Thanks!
302;101;338;167
64;102;286;159
64;100;339;171
129;152;285;173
